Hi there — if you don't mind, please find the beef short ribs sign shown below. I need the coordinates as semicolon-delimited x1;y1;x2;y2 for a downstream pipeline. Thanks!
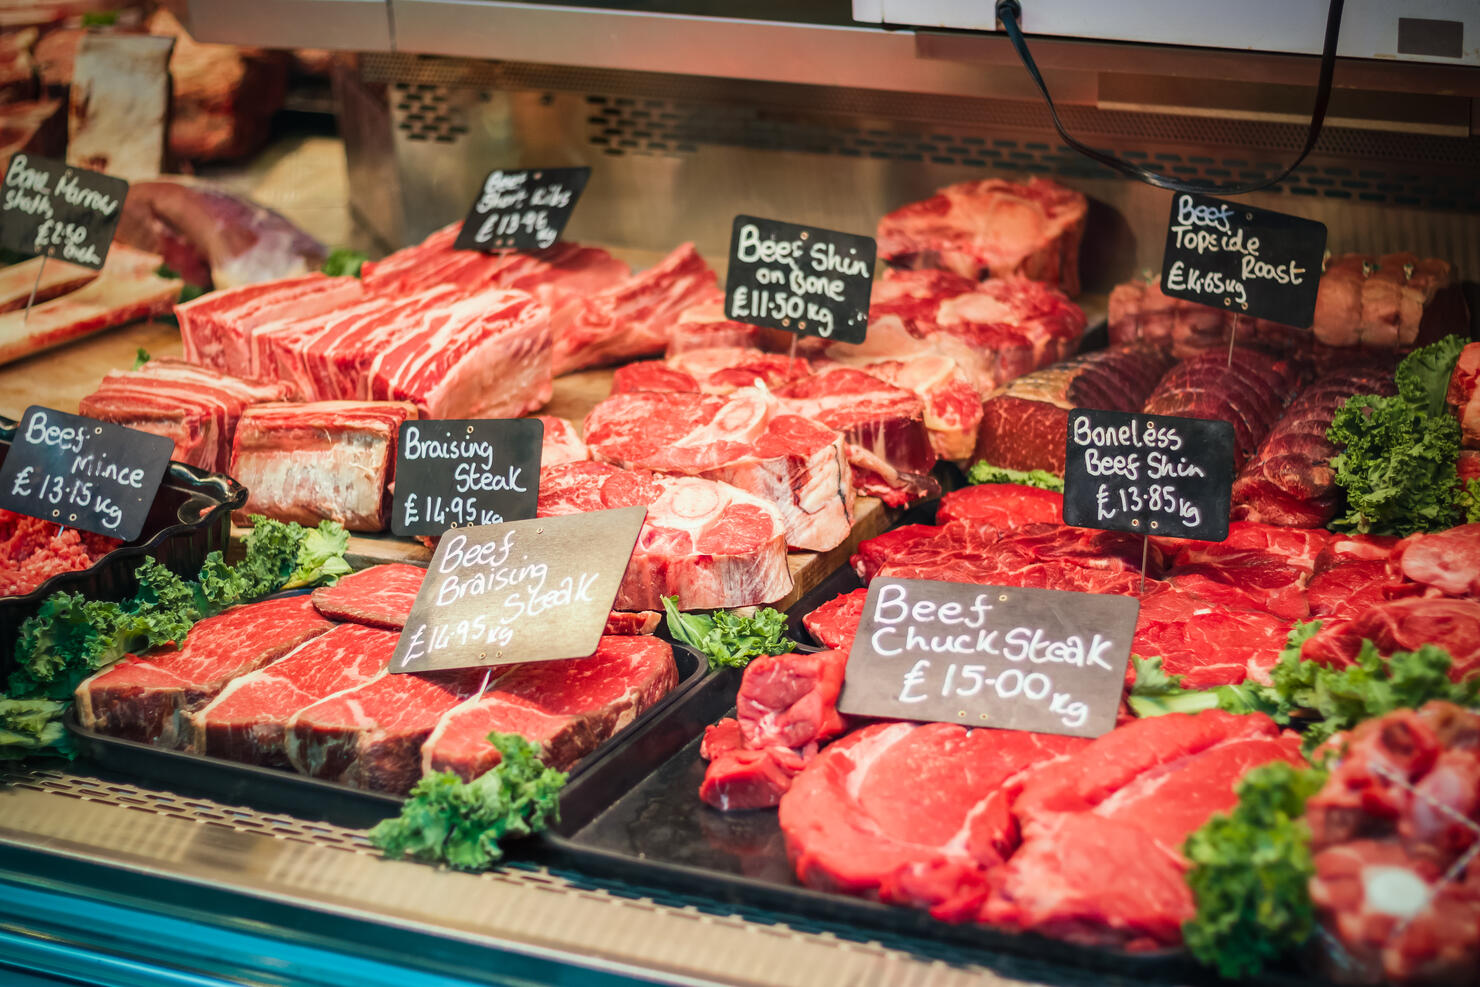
1062;408;1235;542
391;418;542;537
840;577;1138;738
453;167;590;252
392;506;646;673
0;406;171;541
1160;192;1327;328
724;215;875;343
0;154;127;269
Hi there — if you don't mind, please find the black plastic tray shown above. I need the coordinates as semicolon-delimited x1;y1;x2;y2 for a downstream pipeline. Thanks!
67;641;710;831
0;415;247;681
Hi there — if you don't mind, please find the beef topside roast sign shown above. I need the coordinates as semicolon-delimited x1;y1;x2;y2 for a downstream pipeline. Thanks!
1159;191;1327;328
1062;407;1235;543
724;215;876;344
454;166;590;252
392;506;646;673
839;577;1139;738
0;154;128;269
391;418;543;537
0;406;172;541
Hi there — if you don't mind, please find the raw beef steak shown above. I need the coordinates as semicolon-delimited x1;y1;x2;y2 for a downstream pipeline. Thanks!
74;596;334;748
779;722;1087;921
584;389;854;552
699;717;809;811
925;277;1087;395
535;414;589;465
666;292;763;353
1132;584;1290;688
877;177;1088;295
737;649;851;751
310;564;426;628
1449;341;1480;447
1300;597;1480;682
935;483;1064;528
1391;523;1480;598
538;461;792;610
423;635;678;779
803;588;867;651
189;623;396;767
230;401;417;531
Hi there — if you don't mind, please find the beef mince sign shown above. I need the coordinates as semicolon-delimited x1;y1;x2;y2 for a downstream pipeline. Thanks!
724;215;876;344
0;154;128;270
839;577;1140;739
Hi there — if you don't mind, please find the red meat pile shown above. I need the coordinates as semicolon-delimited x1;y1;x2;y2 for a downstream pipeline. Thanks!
0;509;122;597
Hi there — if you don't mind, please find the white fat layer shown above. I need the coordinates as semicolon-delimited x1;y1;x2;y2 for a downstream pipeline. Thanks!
1362;866;1432;919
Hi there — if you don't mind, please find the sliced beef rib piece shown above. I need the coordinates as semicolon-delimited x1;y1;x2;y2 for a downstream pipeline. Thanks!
584;388;854;552
538;461;792;610
189;623;395;767
310;563;426;628
877;177;1088;295
175;273;364;376
74;595;334;749
423;635;678;779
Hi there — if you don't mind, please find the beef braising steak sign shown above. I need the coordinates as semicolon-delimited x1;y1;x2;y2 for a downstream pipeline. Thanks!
391;418;542;537
0;406;172;541
1063;407;1235;542
0;154;128;270
725;215;876;344
453;167;590;252
1160;192;1327;328
392;506;646;673
839;577;1139;738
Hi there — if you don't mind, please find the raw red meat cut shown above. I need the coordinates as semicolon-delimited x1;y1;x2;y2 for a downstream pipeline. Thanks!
974;345;1175;474
74;596;334;748
423;635;678;779
0;509;120;597
700;718;808;811
1394;524;1480;599
925;278;1087;395
667;347;813;393
604;610;659;635
877;178;1088;295
584;389;854;552
176;273;364;375
666;292;762;353
1300;598;1480;681
310;563;426;628
1449;341;1480;448
287;666;486;793
823;345;983;462
803;588;867;651
537;461;792;610
1233;366;1397;527
1143;348;1306;469
1314;253;1457;349
1163;544;1312;621
610;359;702;395
868;268;977;332
936;483;1064;529
779;722;1087;920
737;649;850;752
553;243;717;375
535;415;589;466
1305;533;1407;620
189;623;395;767
1132;584;1290;688
231;401;417;531
984;711;1305;949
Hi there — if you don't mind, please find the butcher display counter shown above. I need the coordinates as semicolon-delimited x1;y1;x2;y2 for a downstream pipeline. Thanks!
3;3;1480;986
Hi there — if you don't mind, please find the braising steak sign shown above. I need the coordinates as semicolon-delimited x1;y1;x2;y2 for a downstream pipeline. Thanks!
0;154;128;270
1062;408;1235;542
391;506;645;673
1160;192;1327;328
391;418;542;537
724;215;876;343
839;577;1139;738
454;167;590;252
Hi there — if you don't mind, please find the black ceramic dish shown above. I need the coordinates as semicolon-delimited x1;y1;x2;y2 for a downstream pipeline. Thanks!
0;415;248;681
66;642;711;830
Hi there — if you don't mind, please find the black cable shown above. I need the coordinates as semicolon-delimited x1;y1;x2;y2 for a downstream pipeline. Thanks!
994;0;1346;196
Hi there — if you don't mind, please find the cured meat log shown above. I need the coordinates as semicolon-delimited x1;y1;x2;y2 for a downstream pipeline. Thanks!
0;245;180;367
876;177;1087;295
1315;253;1457;349
1306;702;1480;986
80;358;294;472
1232;366;1397;527
973;345;1175;474
538;461;793;610
1143;349;1307;469
230;401;417;531
74;596;334;749
583;389;854;552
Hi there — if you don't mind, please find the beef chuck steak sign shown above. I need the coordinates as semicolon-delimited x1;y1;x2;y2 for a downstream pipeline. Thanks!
391;506;646;673
725;215;876;344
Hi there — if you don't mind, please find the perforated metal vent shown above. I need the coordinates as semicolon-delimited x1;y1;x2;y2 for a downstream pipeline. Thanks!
392;83;470;144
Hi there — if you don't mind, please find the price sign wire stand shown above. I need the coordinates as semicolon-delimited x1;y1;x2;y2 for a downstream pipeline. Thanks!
1138;533;1150;596
1227;312;1242;368
21;249;47;324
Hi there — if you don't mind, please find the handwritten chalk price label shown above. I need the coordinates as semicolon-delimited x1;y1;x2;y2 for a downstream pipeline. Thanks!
1160;192;1327;328
0;155;127;270
391;419;542;537
453;167;590;252
1062;408;1234;542
839;578;1139;738
0;407;172;541
391;506;645;673
725;215;875;343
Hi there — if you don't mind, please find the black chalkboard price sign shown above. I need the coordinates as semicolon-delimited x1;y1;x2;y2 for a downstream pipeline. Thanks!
0;154;128;270
392;506;646;674
1062;408;1235;543
391;419;543;537
1160;192;1327;328
453;167;590;252
724;215;875;344
839;577;1139;739
0;407;172;541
